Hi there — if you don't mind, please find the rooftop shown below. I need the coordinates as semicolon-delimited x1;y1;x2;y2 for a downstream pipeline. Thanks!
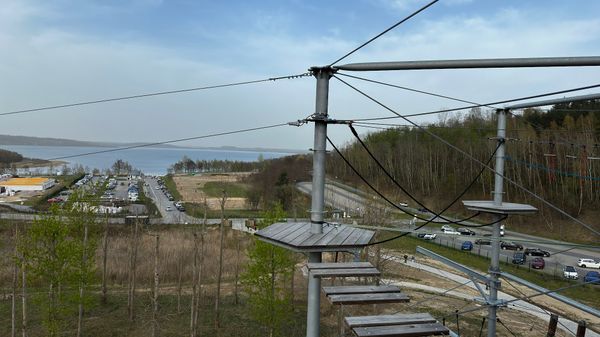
1;177;53;186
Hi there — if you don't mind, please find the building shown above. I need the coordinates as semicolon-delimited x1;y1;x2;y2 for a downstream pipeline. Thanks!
0;177;55;193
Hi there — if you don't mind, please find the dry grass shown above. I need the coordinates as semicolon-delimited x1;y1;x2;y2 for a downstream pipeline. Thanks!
101;225;250;287
173;173;250;210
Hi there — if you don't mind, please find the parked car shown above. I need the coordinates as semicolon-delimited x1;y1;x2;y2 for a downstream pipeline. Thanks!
577;258;600;269
457;228;476;236
441;225;455;232
563;266;579;280
417;233;426;238
501;241;523;251
423;233;437;240
442;229;461;235
512;252;526;265
524;248;551;257
584;271;600;284
418;208;430;213
531;257;545;269
475;238;491;245
461;241;473;251
399;202;408;207
165;206;172;211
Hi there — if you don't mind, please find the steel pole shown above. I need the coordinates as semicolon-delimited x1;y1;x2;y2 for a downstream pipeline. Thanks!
487;108;507;337
306;67;332;337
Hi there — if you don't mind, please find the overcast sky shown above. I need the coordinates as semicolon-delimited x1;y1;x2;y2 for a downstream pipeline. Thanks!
2;0;600;150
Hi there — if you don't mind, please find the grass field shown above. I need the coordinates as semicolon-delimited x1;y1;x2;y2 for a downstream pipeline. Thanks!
201;181;249;198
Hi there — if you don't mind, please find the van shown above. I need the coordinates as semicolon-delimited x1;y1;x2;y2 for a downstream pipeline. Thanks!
512;252;526;265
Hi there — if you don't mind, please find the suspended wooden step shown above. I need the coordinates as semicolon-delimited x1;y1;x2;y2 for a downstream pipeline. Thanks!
322;285;402;295
307;262;381;279
328;292;410;305
345;313;437;328
255;222;375;252
352;323;449;337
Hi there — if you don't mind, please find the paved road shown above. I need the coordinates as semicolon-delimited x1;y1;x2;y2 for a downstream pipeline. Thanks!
297;180;600;280
143;176;199;224
385;253;599;337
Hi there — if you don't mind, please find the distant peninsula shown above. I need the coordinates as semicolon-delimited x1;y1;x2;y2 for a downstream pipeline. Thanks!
0;134;304;154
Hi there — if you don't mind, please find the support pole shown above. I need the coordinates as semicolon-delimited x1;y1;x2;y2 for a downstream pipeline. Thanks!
576;320;586;337
487;108;507;337
306;66;333;337
546;314;558;337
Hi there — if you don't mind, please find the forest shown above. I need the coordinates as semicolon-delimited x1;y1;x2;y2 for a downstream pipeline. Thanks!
253;101;600;242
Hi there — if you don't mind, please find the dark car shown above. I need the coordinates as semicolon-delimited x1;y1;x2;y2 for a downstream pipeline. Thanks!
458;228;476;236
584;271;600;284
524;248;551;257
461;241;473;251
512;252;526;265
475;238;491;245
531;257;545;269
417;233;426;238
501;241;523;251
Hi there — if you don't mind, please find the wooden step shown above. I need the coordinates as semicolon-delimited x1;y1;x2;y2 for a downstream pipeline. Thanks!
307;262;374;270
310;267;380;278
345;313;437;328
328;292;410;305
353;322;449;337
322;285;401;296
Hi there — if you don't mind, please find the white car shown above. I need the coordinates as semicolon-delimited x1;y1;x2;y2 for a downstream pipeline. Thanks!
563;266;579;279
399;202;408;207
442;229;461;235
577;258;600;269
423;233;437;240
165;206;172;211
441;225;455;232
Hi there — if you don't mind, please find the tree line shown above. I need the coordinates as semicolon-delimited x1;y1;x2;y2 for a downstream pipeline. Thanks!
168;156;262;174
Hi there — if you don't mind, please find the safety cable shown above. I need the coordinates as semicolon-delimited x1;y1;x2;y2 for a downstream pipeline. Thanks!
0;72;311;117
333;75;600;237
326;136;504;246
329;0;438;66
327;135;483;225
349;123;501;223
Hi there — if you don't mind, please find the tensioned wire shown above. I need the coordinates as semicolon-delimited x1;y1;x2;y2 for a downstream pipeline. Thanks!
333;74;600;237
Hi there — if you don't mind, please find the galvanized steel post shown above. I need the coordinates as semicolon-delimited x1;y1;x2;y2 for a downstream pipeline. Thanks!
488;108;507;337
306;66;333;337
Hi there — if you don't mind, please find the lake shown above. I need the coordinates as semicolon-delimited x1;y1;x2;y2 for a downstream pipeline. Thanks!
2;145;295;175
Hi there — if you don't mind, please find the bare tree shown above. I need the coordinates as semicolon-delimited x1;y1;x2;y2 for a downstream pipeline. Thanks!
190;233;199;337
76;223;89;337
22;256;27;337
214;190;227;329
101;213;109;304
234;230;240;305
152;234;160;337
12;224;18;337
177;252;183;313
128;220;140;321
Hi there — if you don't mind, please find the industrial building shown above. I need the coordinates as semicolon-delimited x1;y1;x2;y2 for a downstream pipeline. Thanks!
0;177;55;193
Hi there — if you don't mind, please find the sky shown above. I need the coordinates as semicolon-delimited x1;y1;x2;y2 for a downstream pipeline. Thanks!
2;0;600;150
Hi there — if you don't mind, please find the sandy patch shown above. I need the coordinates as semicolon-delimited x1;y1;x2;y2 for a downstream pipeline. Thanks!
173;173;251;210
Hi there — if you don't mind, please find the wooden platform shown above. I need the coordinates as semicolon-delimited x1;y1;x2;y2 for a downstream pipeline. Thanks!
328;293;410;305
255;222;375;252
308;262;381;278
345;313;436;328
462;200;537;215
323;285;401;295
353;323;449;337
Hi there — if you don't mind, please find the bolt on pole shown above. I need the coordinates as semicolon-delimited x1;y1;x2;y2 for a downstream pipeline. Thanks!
487;108;507;337
306;66;333;337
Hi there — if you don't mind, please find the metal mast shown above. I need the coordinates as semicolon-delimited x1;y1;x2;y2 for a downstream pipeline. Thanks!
306;66;333;337
487;108;507;337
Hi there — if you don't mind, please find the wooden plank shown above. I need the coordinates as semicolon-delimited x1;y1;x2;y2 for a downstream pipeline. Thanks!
278;224;310;243
328;292;410;305
300;225;338;246
353;323;449;337
287;229;315;246
307;262;374;270
270;223;305;240
345;313;436;328
325;227;357;246
310;268;380;278
355;229;376;246
256;222;289;237
341;227;368;245
322;285;400;296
